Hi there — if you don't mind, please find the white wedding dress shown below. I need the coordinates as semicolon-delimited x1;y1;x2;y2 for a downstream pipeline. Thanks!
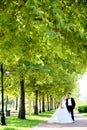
48;99;73;123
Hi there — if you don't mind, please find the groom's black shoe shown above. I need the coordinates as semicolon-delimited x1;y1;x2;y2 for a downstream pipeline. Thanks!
73;120;75;123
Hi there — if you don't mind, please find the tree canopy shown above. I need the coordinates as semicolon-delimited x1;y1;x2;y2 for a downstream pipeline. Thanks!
0;0;87;99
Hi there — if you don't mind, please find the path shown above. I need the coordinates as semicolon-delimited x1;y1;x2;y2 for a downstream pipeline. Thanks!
31;112;87;130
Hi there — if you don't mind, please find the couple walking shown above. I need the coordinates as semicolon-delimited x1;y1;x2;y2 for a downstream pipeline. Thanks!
48;93;76;123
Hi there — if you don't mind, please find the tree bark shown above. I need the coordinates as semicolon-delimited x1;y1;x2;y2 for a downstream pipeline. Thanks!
47;94;50;111
50;95;53;110
5;96;8;112
39;96;42;113
18;79;25;119
42;94;45;112
15;97;18;110
34;90;38;115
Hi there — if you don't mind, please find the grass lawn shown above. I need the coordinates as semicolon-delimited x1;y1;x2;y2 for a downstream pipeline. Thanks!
82;113;87;117
0;110;55;130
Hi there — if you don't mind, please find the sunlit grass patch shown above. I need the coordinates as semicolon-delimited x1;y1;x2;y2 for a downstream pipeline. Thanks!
0;110;55;130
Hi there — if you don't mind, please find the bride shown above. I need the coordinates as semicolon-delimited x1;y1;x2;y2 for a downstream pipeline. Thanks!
48;95;73;123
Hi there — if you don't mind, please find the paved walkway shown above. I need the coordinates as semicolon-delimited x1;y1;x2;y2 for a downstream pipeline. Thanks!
31;112;87;130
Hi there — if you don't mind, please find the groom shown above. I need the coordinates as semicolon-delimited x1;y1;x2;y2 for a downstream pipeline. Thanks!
66;93;76;122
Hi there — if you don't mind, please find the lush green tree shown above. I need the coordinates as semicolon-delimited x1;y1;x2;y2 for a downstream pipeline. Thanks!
0;0;87;118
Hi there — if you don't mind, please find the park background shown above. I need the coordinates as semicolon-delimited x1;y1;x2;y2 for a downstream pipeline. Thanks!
0;0;87;130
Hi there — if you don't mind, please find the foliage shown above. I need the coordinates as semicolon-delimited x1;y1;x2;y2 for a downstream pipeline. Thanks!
0;0;87;103
78;105;87;113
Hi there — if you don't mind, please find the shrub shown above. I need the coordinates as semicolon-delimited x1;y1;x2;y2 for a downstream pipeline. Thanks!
78;105;87;113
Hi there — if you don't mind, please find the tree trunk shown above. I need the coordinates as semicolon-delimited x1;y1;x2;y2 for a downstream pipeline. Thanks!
5;96;8;112
18;79;25;119
47;94;50;111
50;95;53;110
15;97;18;110
34;90;38;115
42;94;45;112
54;98;57;109
39;96;42;113
28;97;32;115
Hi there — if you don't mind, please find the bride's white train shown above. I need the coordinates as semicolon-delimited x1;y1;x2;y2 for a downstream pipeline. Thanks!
48;96;73;123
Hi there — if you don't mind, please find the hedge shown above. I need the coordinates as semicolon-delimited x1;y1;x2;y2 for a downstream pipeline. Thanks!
78;105;87;113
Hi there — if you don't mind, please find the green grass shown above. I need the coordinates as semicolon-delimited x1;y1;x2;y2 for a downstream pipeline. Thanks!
0;110;55;130
84;113;87;116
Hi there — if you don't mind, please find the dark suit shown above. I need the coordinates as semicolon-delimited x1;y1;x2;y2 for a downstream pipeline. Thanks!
66;97;76;121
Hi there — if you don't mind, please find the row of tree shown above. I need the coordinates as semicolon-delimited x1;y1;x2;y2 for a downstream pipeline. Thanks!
0;0;87;119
